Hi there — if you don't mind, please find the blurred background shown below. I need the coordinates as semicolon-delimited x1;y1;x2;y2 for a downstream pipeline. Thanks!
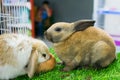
0;0;120;52
34;0;93;22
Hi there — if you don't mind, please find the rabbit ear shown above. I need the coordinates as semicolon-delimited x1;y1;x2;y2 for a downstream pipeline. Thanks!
73;20;95;31
27;50;38;78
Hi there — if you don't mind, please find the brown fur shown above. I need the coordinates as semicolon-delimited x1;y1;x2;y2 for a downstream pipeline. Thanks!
27;50;38;78
0;34;17;66
45;20;116;71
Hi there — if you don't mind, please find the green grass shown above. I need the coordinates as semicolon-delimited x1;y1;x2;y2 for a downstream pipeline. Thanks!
15;49;120;80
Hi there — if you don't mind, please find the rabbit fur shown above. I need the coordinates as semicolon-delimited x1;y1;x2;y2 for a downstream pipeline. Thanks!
45;19;116;72
0;34;50;79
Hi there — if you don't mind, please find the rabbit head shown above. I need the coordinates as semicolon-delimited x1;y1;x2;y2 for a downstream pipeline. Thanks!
45;20;95;43
32;39;50;63
27;39;51;78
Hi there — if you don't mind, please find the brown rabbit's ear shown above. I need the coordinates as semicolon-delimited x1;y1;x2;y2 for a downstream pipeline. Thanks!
27;50;38;78
73;20;95;31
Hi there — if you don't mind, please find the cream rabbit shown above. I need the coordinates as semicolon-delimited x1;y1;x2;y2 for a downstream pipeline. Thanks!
0;34;51;79
45;20;116;72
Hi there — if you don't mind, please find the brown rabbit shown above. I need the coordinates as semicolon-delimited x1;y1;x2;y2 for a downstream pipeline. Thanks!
45;20;116;72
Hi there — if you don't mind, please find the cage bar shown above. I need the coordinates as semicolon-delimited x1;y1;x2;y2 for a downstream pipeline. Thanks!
0;0;31;35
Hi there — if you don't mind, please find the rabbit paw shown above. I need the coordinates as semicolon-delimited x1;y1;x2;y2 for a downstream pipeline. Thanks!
61;61;78;72
61;65;74;72
62;67;71;72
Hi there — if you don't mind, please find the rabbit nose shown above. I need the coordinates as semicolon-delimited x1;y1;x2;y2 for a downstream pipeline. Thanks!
44;31;47;36
44;31;53;42
44;31;49;39
44;31;48;39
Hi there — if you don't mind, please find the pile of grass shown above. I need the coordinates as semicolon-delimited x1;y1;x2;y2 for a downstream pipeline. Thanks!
16;48;120;80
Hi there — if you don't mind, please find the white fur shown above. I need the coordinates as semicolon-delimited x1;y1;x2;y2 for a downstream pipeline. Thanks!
0;34;32;79
38;55;50;63
0;64;26;79
0;34;50;79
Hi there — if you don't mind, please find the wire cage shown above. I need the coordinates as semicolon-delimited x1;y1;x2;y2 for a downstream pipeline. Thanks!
0;0;31;35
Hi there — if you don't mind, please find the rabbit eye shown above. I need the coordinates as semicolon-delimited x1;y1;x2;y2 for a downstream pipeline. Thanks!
42;53;46;57
55;27;62;32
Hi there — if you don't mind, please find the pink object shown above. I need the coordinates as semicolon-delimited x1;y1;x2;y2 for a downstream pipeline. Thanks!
111;34;120;46
115;40;120;46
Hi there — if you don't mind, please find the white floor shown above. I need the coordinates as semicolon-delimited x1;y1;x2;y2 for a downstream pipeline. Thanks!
116;46;120;53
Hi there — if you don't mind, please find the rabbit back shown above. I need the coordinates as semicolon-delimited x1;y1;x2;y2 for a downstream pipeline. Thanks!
54;27;116;67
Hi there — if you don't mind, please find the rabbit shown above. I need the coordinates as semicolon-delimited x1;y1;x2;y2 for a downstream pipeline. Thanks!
45;19;116;72
0;33;55;79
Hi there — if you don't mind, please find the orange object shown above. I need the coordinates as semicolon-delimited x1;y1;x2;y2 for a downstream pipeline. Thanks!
30;0;35;37
36;54;56;72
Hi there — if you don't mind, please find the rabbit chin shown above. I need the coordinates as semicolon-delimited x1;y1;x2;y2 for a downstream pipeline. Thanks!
45;33;60;43
51;39;59;43
46;37;58;43
49;36;64;43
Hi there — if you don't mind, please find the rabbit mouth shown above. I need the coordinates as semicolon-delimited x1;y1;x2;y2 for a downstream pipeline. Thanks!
44;31;54;42
46;36;59;43
46;35;54;42
49;37;54;43
44;31;60;43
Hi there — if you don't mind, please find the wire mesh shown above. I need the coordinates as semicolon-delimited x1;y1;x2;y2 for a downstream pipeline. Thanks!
0;0;31;35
